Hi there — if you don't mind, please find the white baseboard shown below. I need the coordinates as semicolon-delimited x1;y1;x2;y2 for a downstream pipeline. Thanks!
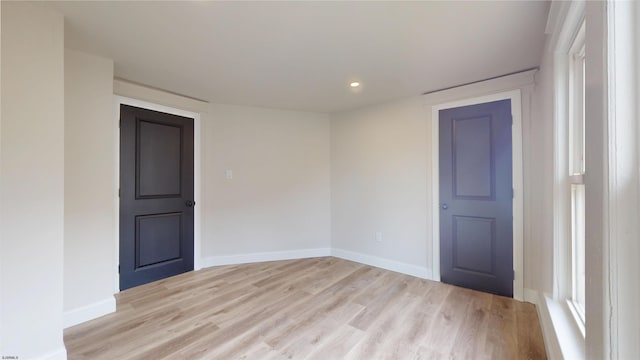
35;346;67;360
201;248;331;268
524;288;538;304
64;296;116;328
330;248;432;279
200;247;432;281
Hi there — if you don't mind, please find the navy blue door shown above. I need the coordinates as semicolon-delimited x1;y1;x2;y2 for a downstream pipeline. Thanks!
439;99;513;297
119;105;194;291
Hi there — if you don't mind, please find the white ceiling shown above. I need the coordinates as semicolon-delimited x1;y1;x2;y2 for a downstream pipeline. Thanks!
47;1;549;113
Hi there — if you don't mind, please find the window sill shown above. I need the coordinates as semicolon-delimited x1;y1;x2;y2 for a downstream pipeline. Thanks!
536;292;585;359
566;299;586;337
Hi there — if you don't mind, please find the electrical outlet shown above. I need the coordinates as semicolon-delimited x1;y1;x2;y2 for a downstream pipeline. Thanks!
225;170;233;180
375;231;382;242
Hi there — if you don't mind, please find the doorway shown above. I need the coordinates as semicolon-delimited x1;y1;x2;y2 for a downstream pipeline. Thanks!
431;90;524;300
438;99;513;297
118;104;195;290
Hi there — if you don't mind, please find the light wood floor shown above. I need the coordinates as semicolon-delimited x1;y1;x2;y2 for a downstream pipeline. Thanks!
64;257;546;359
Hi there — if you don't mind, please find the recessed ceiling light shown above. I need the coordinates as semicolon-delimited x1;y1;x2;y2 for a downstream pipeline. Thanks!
350;81;360;88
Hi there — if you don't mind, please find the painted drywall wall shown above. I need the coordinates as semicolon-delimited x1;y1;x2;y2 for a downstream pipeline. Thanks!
330;97;430;270
0;2;66;358
330;73;542;292
64;49;116;324
203;103;331;261
113;80;331;266
584;2;608;357
529;44;555;296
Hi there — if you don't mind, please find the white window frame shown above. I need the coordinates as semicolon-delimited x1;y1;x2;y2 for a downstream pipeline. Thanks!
568;22;586;324
551;1;586;336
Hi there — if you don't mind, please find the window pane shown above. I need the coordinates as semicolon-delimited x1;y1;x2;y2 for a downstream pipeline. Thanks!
570;47;586;176
580;54;585;173
571;183;586;316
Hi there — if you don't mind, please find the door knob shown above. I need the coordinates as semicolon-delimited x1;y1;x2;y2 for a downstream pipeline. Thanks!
441;203;448;210
186;200;195;208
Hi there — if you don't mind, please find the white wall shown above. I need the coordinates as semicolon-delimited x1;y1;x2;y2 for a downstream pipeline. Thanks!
584;2;608;357
64;49;116;326
530;42;555;296
203;103;331;263
113;80;331;267
330;97;430;272
331;73;537;287
0;2;66;359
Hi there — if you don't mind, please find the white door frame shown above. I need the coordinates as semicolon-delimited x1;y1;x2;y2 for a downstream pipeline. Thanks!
430;89;524;301
113;95;202;293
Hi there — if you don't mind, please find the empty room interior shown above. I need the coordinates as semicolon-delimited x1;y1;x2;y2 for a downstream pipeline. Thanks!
1;0;639;359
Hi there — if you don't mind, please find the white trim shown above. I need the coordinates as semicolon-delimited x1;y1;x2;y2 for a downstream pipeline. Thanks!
536;292;564;360
33;347;67;360
536;292;586;360
63;296;116;329
545;1;568;36
567;299;586;337
113;96;203;292
193;112;202;271
201;248;431;282
201;248;331;268
604;1;640;357
113;78;208;114
332;248;432;279
429;88;526;301
423;69;536;107
545;1;577;53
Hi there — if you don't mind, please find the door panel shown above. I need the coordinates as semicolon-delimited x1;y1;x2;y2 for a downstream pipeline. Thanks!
136;213;182;268
452;215;495;275
439;99;513;297
453;116;493;199
137;120;182;197
120;104;194;291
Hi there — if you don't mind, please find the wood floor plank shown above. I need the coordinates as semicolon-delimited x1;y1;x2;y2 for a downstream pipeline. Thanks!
420;285;473;356
306;324;365;360
172;289;313;358
348;272;409;331
262;266;375;349
486;294;519;359
345;290;425;359
450;289;494;360
64;257;546;360
516;300;547;360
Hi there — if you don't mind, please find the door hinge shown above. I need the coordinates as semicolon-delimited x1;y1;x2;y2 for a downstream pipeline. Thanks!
512;188;514;198
118;265;120;274
118;188;121;197
513;269;515;280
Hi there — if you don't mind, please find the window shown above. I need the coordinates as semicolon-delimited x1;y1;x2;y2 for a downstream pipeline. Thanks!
568;22;585;322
